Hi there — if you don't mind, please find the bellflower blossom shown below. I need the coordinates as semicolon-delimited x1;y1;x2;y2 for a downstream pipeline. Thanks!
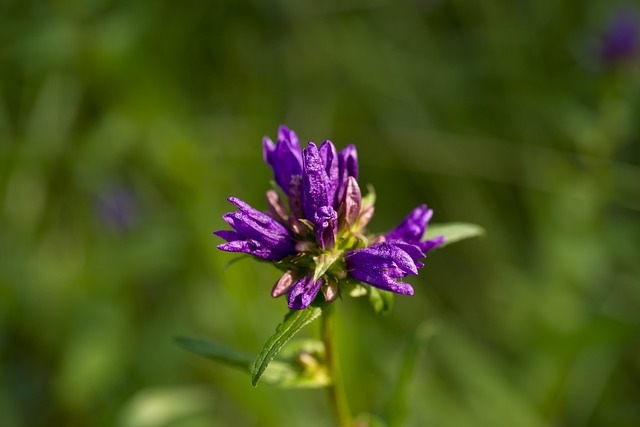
215;126;444;310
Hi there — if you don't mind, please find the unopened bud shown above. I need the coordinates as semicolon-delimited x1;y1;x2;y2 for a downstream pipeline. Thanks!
322;280;339;302
271;270;296;298
289;216;305;236
343;176;362;228
295;241;314;252
369;235;386;245
357;205;375;230
266;190;288;222
297;351;320;371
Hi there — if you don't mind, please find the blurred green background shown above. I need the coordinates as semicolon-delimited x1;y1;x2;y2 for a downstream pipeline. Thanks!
1;1;640;426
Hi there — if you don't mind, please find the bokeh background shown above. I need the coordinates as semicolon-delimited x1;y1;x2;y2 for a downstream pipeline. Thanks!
2;1;640;426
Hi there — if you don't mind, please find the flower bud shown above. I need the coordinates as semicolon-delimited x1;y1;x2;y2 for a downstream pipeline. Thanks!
369;234;386;245
322;280;339;302
357;205;375;230
271;270;296;298
342;176;362;228
266;190;288;222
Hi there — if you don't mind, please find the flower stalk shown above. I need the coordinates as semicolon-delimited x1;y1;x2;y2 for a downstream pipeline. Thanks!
321;305;353;427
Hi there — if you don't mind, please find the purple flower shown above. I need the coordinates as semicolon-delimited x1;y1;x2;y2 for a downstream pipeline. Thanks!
386;205;444;252
263;126;304;213
214;197;296;261
600;7;640;66
215;126;441;310
318;141;339;208
345;242;423;295
314;206;338;250
302;142;331;221
288;275;324;310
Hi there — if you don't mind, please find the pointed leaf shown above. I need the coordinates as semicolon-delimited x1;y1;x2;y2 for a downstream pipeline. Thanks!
313;252;342;282
361;184;376;208
175;336;329;388
251;305;323;386
175;336;254;369
424;222;485;247
368;286;394;315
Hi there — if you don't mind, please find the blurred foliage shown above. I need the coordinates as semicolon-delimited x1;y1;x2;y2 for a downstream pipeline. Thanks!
1;0;640;426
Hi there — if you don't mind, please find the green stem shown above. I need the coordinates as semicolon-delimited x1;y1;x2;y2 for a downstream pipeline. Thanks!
321;304;353;427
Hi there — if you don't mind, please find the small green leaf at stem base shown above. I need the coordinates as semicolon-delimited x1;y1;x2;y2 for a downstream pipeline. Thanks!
175;336;330;388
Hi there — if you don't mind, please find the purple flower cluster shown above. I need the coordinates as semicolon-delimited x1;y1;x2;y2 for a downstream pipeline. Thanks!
215;126;443;310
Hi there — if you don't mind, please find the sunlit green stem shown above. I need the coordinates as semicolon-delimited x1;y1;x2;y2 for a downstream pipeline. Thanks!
321;304;353;427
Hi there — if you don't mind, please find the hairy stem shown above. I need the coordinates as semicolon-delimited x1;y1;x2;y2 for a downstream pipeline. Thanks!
321;304;353;427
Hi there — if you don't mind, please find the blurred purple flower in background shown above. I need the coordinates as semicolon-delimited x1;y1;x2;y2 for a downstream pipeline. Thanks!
599;6;640;66
97;187;139;231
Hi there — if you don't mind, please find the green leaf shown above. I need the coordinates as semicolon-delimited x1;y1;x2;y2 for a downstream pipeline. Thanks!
368;286;394;315
175;336;254;370
361;184;376;208
251;305;323;386
175;336;330;388
313;252;342;282
385;321;440;427
424;222;485;247
264;339;330;388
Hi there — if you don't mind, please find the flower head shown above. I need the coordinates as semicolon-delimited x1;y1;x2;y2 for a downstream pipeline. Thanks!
215;126;444;310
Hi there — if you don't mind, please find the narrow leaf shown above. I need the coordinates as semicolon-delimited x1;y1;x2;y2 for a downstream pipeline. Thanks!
424;222;485;247
175;336;254;370
313;252;342;282
175;336;329;388
251;305;323;386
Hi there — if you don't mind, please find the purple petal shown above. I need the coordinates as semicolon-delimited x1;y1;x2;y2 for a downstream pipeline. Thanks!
389;241;426;269
213;229;241;242
262;136;276;164
318;140;339;206
215;197;296;261
302;142;330;221
313;205;338;250
278;125;300;150
348;263;415;295
419;235;445;252
288;275;324;310
228;197;290;234
263;126;303;194
345;242;423;296
347;242;418;275
386;205;432;243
